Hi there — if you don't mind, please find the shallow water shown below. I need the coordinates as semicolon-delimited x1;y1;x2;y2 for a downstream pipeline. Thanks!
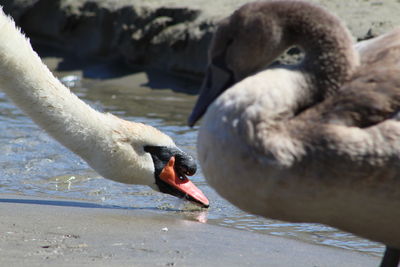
0;58;383;257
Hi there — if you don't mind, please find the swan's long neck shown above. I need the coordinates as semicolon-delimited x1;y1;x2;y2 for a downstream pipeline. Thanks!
263;1;359;98
0;13;111;161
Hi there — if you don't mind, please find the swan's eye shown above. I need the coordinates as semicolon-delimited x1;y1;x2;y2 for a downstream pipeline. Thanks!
143;146;196;177
143;145;172;163
226;37;234;46
211;38;234;70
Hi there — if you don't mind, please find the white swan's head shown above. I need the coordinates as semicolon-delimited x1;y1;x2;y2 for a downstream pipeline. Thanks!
83;115;209;208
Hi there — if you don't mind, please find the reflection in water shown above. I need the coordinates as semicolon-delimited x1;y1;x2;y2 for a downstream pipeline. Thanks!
196;211;209;223
0;63;384;256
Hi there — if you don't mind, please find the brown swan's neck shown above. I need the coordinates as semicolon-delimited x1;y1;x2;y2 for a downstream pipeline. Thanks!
259;1;359;97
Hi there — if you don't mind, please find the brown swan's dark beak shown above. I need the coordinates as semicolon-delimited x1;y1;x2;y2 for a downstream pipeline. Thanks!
188;63;235;126
159;157;209;208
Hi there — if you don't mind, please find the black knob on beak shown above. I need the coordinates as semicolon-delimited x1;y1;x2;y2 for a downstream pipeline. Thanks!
175;152;197;176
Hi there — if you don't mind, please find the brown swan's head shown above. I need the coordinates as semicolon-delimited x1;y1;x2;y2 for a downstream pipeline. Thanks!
188;1;289;126
188;0;357;126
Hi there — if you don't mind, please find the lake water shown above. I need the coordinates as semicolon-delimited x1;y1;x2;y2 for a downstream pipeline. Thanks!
0;57;383;257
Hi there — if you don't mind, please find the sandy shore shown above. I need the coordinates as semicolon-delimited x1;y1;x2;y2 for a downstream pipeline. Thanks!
0;194;379;266
3;0;400;79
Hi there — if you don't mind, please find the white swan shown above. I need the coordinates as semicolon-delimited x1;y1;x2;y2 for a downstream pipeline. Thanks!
0;9;209;207
189;0;400;264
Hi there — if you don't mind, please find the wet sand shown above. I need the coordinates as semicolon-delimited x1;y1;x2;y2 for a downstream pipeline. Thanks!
0;194;379;266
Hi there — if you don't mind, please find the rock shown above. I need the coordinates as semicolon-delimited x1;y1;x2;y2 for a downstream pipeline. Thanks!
0;0;399;79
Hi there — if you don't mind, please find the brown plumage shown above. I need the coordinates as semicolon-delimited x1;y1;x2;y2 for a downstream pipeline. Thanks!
189;0;400;265
301;67;400;128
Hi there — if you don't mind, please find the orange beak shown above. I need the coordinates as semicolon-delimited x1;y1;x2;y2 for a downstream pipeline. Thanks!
159;157;209;208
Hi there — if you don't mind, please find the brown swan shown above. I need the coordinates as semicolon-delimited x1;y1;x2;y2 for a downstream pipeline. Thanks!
189;0;400;265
